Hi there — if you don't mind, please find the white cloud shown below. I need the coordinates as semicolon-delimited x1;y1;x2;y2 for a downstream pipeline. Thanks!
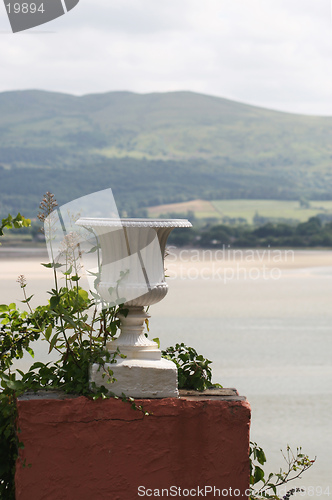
0;0;332;115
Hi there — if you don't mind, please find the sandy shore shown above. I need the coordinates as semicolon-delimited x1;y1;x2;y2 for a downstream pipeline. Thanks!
165;247;332;271
1;246;331;273
0;246;48;259
2;246;331;264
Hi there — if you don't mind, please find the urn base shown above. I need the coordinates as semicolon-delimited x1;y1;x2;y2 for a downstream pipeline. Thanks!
90;358;179;398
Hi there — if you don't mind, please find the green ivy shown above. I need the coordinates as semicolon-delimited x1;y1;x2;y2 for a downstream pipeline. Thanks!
0;278;127;497
162;342;222;391
0;214;31;245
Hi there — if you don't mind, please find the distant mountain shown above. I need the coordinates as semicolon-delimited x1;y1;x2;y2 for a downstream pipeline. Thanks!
0;89;332;216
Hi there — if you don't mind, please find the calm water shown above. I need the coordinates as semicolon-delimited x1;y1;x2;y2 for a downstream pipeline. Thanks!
1;247;331;495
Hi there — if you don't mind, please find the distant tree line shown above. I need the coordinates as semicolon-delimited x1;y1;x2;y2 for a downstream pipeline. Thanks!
3;216;332;249
168;217;332;248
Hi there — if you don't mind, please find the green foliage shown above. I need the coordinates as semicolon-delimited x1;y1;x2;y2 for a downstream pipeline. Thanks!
162;342;222;391
0;213;31;244
0;212;32;498
0;278;123;496
249;442;315;499
0;301;42;373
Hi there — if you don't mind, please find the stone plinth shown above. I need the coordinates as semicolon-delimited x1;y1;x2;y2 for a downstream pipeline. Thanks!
15;389;251;500
90;357;179;398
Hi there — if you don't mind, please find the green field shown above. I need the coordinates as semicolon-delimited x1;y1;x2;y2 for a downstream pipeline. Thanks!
211;200;332;223
148;199;332;224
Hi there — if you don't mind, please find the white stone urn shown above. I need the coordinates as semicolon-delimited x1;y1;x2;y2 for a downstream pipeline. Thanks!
76;217;192;398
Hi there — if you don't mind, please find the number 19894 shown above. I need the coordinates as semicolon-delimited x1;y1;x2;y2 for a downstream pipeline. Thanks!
6;3;45;13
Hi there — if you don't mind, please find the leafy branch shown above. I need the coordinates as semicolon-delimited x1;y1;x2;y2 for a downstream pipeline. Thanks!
0;213;31;244
162;342;222;391
249;441;316;499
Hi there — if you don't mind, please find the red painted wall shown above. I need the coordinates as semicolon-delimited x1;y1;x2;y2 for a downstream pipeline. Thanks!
15;394;251;499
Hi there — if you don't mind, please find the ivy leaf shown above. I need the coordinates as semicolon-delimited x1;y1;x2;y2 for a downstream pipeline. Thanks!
49;332;59;353
29;362;49;370
62;315;77;328
2;377;24;391
78;289;89;301
152;337;160;348
45;324;52;341
21;295;34;304
63;265;73;276
256;448;267;465
22;218;31;227
254;465;265;483
26;347;34;358
41;262;63;269
50;295;60;310
86;245;100;254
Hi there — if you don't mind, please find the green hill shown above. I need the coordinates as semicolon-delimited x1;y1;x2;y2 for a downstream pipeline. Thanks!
0;89;332;217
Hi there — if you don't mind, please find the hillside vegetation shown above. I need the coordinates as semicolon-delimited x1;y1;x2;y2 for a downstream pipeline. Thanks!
1;90;332;216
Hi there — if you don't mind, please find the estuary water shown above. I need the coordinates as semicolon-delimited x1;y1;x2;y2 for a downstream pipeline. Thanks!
1;246;331;497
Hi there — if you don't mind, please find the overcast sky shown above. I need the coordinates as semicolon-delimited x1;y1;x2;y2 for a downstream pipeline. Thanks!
0;0;332;115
